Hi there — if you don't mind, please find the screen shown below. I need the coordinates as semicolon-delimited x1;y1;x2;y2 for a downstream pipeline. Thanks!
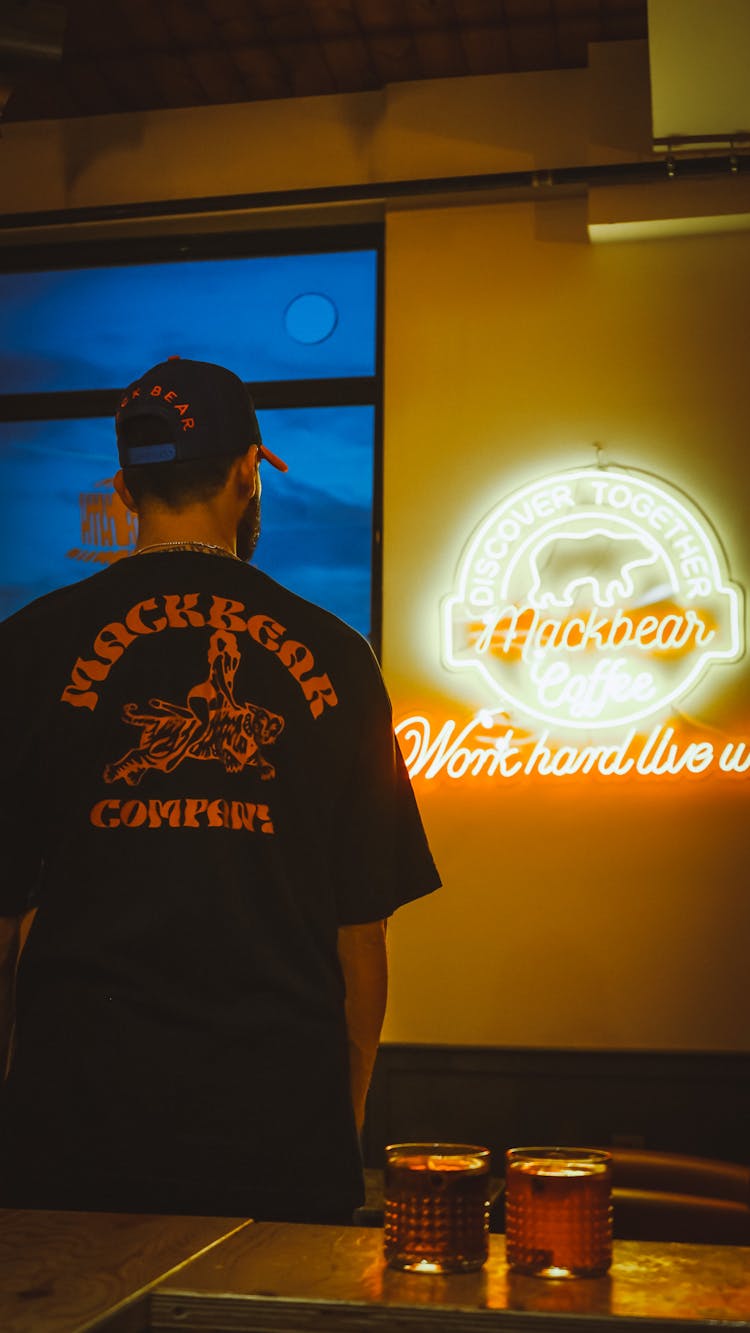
0;244;379;635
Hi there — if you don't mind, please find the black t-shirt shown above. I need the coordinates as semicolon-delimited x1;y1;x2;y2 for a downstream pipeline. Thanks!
0;552;440;1217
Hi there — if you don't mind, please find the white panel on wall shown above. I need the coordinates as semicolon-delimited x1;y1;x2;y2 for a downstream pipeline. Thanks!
648;0;750;146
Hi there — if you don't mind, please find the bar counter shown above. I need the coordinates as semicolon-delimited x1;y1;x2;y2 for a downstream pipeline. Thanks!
0;1208;250;1333
153;1224;750;1331
2;1211;749;1333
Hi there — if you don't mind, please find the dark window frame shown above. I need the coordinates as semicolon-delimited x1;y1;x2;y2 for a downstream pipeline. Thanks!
0;222;384;650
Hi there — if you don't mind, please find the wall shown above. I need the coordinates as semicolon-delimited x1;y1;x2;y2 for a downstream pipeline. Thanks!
1;42;748;1054
0;40;651;229
381;197;750;1051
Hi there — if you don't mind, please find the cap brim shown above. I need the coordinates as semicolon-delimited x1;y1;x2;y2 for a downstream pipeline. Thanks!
259;444;288;472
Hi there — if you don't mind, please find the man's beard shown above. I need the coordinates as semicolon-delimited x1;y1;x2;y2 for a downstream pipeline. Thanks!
236;490;261;563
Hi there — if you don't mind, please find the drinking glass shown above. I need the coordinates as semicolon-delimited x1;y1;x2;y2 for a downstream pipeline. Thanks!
504;1147;612;1278
383;1142;491;1273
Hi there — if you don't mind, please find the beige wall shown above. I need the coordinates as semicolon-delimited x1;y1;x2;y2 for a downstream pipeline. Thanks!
381;199;750;1051
0;40;650;229
2;44;748;1051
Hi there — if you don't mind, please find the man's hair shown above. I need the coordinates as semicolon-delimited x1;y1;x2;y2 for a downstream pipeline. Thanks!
120;415;243;509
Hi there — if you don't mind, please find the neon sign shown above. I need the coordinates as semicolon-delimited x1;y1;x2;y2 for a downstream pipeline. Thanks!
395;713;750;781
442;468;742;731
395;465;747;782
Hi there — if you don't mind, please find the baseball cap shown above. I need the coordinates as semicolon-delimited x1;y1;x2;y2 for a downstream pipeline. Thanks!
115;356;288;472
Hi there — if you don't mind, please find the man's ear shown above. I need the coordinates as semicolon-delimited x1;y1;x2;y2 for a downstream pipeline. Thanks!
233;446;260;499
114;469;138;513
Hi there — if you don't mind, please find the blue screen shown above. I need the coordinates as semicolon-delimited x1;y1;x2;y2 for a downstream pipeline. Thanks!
0;244;378;635
0;406;375;634
0;250;377;392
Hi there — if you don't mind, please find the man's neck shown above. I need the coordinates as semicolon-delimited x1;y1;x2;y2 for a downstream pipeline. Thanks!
135;501;237;555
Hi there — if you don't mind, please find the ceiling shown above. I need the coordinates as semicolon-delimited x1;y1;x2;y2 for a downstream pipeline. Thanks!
1;0;648;124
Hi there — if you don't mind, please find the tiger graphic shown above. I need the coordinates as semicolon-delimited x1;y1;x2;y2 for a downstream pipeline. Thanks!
103;630;284;786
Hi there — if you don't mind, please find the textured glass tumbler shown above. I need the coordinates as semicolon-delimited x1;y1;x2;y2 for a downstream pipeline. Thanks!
505;1147;612;1278
384;1143;491;1273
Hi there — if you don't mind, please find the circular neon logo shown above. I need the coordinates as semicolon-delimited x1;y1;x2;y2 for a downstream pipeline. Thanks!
443;467;743;730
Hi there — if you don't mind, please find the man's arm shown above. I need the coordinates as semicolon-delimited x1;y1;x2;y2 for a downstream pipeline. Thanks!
0;917;21;1079
336;919;388;1135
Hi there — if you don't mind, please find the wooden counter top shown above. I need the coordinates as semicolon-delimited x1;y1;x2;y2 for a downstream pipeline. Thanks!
2;1213;748;1333
0;1208;251;1333
151;1223;750;1332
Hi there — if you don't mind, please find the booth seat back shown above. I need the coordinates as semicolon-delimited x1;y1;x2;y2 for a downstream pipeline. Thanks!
604;1148;750;1245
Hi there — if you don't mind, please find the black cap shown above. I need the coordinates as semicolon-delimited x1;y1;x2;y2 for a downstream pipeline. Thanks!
115;356;287;471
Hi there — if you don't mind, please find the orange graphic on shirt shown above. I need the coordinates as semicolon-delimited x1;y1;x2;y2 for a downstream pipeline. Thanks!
103;630;285;787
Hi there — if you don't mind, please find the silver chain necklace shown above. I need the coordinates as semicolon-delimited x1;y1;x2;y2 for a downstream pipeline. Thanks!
133;539;242;562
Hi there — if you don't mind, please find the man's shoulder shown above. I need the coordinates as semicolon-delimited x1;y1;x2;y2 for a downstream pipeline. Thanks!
0;567;115;635
247;566;376;661
243;566;386;706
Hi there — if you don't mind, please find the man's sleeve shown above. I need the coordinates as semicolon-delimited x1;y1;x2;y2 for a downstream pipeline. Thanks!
332;643;441;926
0;618;43;917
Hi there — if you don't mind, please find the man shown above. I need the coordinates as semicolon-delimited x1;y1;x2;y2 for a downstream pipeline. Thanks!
0;357;439;1221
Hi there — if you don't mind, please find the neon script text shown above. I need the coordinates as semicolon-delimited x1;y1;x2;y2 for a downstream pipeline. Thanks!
395;713;750;781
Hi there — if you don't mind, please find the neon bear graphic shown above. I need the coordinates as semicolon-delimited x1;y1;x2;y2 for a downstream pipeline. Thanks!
103;630;285;786
527;528;662;609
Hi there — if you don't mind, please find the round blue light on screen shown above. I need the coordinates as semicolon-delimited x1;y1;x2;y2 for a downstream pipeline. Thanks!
284;292;338;345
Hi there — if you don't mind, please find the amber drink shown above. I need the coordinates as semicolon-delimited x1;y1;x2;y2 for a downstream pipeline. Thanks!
384;1143;490;1273
505;1148;612;1278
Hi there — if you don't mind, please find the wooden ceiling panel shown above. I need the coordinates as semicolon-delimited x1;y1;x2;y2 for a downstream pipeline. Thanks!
203;0;268;46
184;47;255;102
503;0;556;18
61;54;125;115
101;54;171;113
503;1;562;71
59;0;107;56
277;38;338;95
159;0;227;49
150;50;219;108
317;35;380;93
252;0;319;44
460;22;514;77
293;0;377;93
597;0;649;39
114;0;174;51
453;0;510;18
0;0;649;122
230;42;295;100
353;0;414;33
304;0;363;38
411;26;470;80
364;32;422;86
552;21;600;67
3;66;74;120
403;0;465;31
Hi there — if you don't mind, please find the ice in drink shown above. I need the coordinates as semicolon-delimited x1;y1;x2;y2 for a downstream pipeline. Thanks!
384;1144;490;1273
505;1148;612;1278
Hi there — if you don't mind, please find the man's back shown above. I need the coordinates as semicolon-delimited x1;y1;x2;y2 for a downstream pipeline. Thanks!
0;551;437;1218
